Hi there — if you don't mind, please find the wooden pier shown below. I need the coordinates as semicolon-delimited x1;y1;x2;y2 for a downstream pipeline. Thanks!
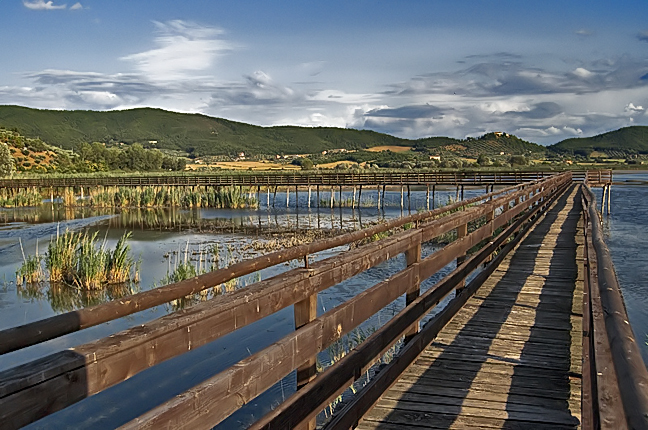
1;170;645;430
356;185;584;429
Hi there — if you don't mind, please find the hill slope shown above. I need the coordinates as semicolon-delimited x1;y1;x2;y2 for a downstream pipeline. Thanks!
550;126;648;155
415;133;546;157
0;105;410;156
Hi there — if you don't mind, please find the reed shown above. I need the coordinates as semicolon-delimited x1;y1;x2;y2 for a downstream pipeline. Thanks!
16;238;44;285
43;228;138;290
0;188;43;207
84;185;259;209
46;228;82;283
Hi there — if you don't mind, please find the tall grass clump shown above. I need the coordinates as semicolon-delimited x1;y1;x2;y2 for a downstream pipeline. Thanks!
43;228;139;289
46;228;82;283
16;238;44;285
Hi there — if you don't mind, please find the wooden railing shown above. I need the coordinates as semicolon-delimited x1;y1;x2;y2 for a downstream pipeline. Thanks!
0;173;572;429
581;186;648;429
0;170;609;189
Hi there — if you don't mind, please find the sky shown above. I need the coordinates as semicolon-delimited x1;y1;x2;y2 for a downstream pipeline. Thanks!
1;0;648;145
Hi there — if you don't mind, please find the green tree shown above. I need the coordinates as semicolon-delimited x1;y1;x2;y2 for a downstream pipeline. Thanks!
509;155;528;166
0;142;15;176
477;154;491;166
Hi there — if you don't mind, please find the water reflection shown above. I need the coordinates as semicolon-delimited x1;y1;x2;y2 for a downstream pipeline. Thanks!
17;281;140;313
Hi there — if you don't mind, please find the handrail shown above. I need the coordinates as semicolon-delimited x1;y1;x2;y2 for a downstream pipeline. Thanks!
253;179;572;430
582;185;648;429
0;173;572;429
0;179;544;354
0;170;605;188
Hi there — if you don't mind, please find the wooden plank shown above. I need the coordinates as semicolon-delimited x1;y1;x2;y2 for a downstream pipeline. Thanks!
347;183;582;430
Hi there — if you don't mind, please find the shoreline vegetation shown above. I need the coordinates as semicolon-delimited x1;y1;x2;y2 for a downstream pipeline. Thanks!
0;185;259;209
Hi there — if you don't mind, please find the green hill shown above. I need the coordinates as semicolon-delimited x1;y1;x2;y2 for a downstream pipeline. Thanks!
415;133;546;157
550;126;648;156
0;105;409;156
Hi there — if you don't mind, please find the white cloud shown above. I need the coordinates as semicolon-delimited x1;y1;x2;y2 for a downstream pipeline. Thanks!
625;102;644;113
121;20;233;81
70;2;83;10
23;0;66;10
572;67;593;78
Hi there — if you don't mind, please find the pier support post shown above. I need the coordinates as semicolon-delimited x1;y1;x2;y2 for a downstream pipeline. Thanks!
426;184;430;211
601;185;607;216
352;186;356;209
432;185;436;209
407;185;411;212
316;185;320;208
607;184;611;215
267;187;270;209
273;186;277;208
377;184;381;209
382;185;386;209
330;186;334;209
286;187;290;208
400;186;404;211
358;185;362;208
308;186;311;209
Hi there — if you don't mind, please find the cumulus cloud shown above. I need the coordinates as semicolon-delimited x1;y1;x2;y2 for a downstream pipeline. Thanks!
23;0;66;10
70;2;83;10
625;102;644;113
210;71;301;106
505;102;563;119
121;20;233;81
390;57;648;98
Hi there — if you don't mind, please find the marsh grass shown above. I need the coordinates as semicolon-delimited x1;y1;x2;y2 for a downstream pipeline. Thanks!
34;228;140;290
317;326;403;422
16;238;44;285
85;185;258;209
0;188;43;207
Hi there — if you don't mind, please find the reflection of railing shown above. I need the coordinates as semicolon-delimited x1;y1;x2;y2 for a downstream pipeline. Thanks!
581;186;648;429
0;173;572;429
0;170;610;188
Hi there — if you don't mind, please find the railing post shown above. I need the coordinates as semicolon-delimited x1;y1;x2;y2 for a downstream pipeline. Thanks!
294;287;318;430
456;222;468;291
294;293;317;389
404;240;421;343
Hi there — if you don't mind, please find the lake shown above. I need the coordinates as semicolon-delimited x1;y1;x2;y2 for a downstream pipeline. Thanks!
0;179;645;428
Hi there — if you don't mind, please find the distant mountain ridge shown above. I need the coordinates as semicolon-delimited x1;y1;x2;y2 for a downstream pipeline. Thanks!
548;126;648;155
0;105;645;157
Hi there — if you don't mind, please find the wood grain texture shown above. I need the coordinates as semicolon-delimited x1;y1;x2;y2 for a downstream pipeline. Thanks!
355;184;584;430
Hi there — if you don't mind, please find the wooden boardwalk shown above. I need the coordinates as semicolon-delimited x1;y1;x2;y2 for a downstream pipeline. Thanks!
359;185;584;429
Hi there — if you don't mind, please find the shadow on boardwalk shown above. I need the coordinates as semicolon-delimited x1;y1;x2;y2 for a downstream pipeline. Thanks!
360;185;582;430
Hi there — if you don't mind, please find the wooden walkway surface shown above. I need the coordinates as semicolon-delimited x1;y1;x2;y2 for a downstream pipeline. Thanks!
358;185;584;429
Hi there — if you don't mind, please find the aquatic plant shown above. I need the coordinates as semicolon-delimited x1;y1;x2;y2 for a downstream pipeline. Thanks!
43;228;139;289
16;238;44;285
46;228;82;283
0;188;43;207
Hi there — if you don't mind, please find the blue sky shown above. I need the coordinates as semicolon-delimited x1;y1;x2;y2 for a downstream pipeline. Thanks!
1;0;647;144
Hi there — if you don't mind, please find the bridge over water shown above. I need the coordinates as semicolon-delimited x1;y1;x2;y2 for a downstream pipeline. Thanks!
1;170;645;430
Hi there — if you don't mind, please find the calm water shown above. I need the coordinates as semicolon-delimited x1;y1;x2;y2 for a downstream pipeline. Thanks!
595;172;648;364
0;180;645;428
0;187;471;429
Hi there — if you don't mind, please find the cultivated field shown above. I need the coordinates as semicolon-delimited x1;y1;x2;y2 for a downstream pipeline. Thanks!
366;145;412;153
